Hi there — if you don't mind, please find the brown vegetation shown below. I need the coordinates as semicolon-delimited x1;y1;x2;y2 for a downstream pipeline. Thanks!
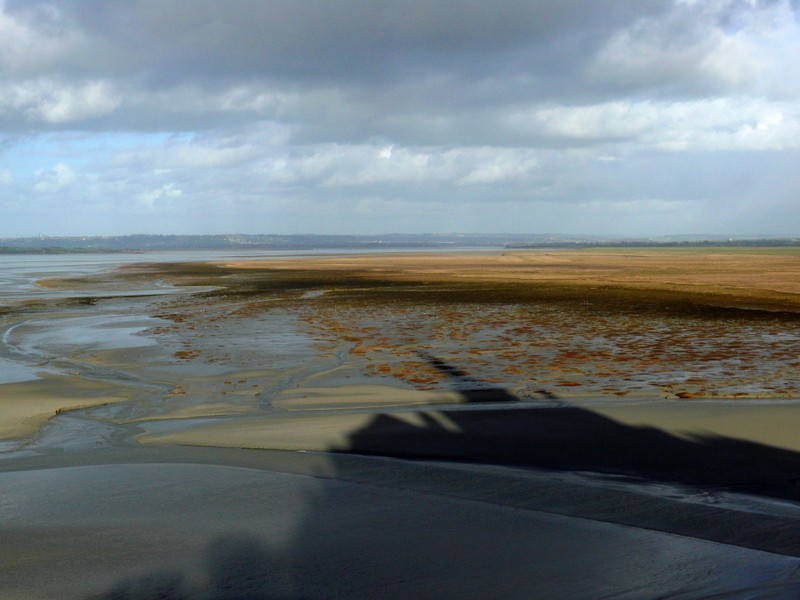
131;249;800;400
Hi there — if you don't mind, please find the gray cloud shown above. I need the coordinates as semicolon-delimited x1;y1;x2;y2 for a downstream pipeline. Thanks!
1;0;671;133
0;0;798;236
59;1;659;81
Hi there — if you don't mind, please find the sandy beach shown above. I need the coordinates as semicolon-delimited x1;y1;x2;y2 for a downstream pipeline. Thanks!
2;249;800;598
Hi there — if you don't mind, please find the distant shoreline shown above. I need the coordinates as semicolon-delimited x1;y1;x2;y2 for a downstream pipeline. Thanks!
2;233;798;254
0;246;139;255
506;239;800;249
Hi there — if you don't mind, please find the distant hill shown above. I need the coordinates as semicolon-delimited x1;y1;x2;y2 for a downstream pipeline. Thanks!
505;237;800;249
1;234;798;254
0;233;534;253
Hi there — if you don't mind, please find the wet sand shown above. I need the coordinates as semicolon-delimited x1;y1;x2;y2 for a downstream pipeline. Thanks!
0;374;139;440
2;249;800;597
3;448;800;599
138;394;800;454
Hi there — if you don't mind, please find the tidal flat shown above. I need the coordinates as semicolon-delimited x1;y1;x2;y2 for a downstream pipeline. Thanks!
3;248;800;598
143;248;800;401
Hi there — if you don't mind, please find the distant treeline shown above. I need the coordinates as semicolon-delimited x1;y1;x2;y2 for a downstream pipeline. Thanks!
0;233;524;253
505;239;800;249
2;234;799;254
0;246;124;255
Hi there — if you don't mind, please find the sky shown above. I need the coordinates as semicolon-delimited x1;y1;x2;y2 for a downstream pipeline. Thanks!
1;0;799;238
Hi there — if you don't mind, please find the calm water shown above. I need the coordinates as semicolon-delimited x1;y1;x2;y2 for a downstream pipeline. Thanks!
0;252;256;384
0;252;220;384
0;248;492;385
0;247;490;305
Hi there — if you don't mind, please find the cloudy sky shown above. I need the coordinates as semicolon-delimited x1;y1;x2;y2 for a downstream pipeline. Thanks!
1;0;799;237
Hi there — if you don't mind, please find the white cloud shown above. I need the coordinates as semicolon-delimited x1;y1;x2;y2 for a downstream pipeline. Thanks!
506;98;800;151
268;144;540;187
33;163;76;193
589;0;800;98
0;169;12;184
118;142;259;170
522;102;656;141
456;152;539;185
0;1;86;75
591;17;756;93
0;79;121;124
137;183;183;207
107;124;291;174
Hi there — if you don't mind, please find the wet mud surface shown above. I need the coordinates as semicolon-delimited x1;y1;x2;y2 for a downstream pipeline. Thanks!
138;254;800;404
3;250;800;454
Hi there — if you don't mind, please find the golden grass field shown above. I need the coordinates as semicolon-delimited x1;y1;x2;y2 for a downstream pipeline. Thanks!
216;247;800;311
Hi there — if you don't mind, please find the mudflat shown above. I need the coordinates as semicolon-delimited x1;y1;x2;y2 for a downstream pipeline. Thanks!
3;248;800;598
137;247;800;403
4;248;800;474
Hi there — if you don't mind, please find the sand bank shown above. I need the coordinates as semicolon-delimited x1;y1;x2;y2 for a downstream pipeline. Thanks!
140;397;800;454
590;399;800;451
137;397;800;503
275;383;468;410
0;374;138;440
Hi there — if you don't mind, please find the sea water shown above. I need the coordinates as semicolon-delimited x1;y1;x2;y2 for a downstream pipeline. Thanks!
0;247;483;384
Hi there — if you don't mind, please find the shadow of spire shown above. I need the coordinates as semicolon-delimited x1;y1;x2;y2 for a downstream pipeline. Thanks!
415;350;523;404
83;352;800;600
344;354;800;502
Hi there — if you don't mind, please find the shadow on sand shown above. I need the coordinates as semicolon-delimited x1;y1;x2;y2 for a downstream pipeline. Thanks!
89;354;800;599
348;352;800;502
